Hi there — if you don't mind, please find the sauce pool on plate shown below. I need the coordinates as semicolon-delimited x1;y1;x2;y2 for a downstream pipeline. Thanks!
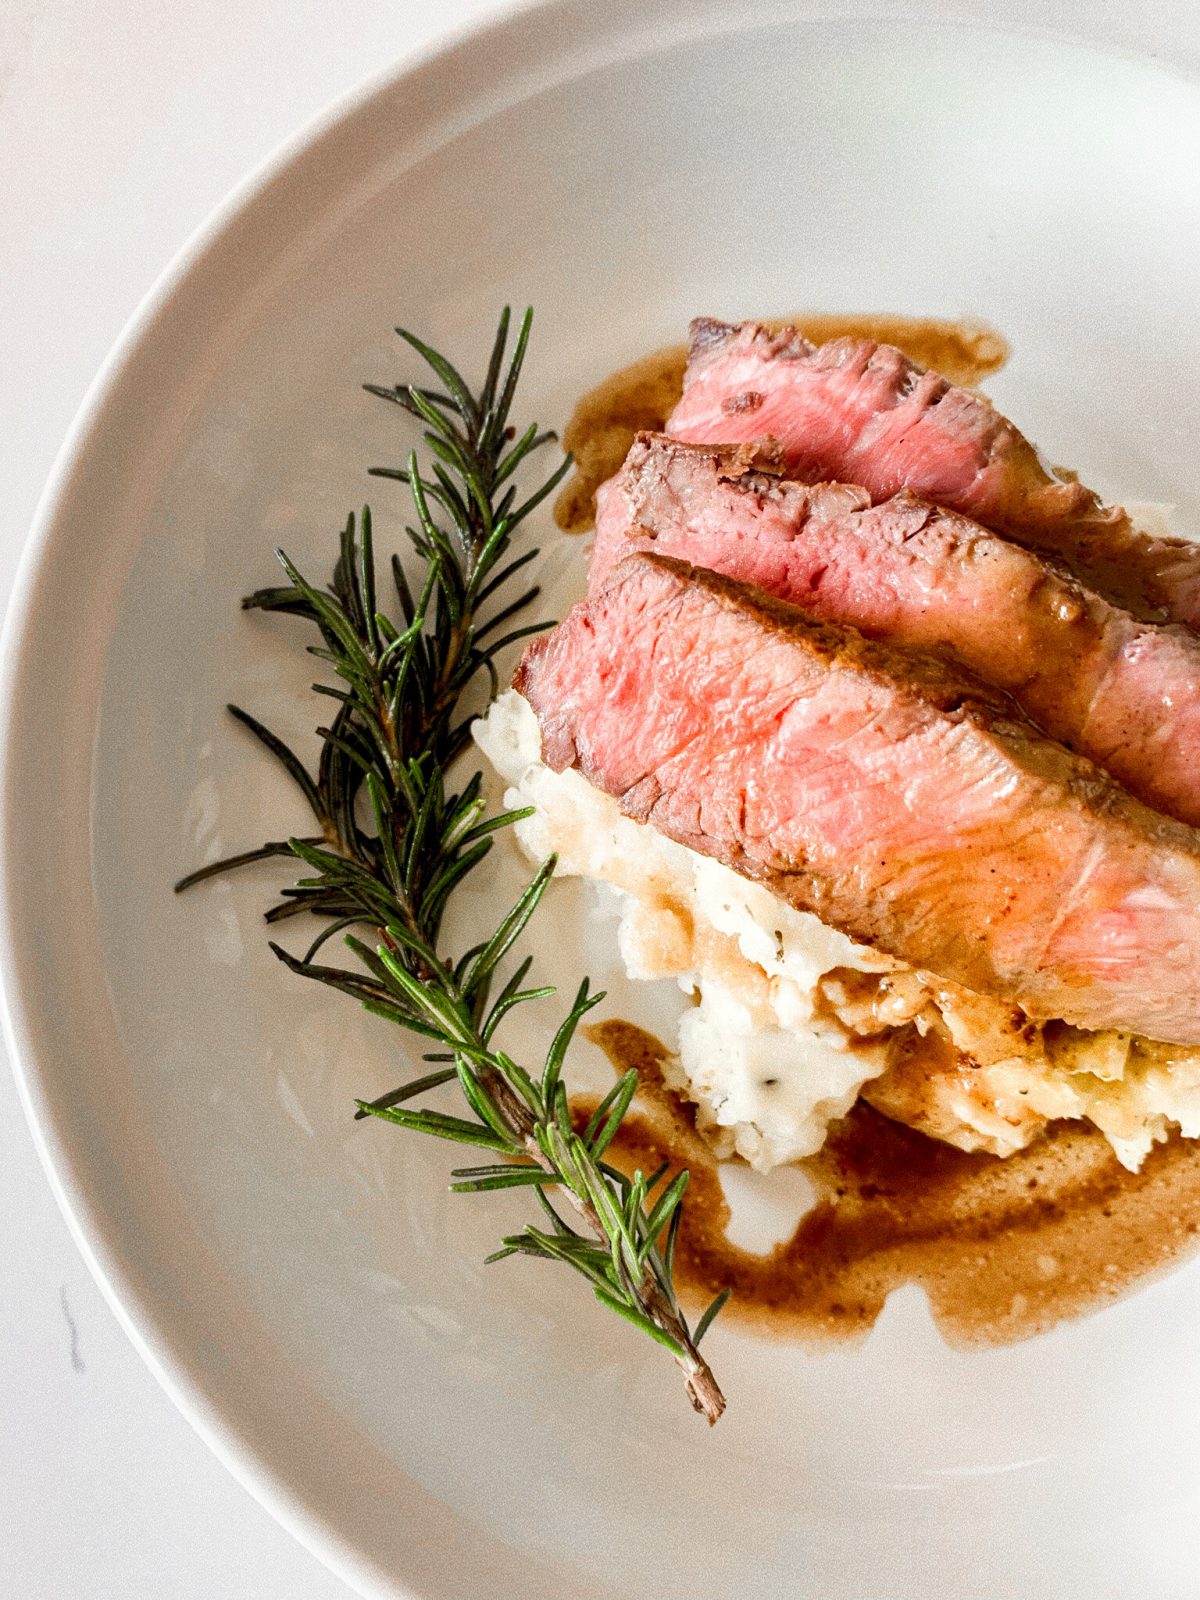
583;1018;1200;1348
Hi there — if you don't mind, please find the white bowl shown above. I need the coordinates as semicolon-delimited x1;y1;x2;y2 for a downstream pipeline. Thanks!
6;3;1200;1595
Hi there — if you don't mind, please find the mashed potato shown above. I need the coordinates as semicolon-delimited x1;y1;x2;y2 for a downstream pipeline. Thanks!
475;690;892;1168
475;683;1200;1175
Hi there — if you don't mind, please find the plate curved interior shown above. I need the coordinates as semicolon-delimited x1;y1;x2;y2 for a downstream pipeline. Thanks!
5;2;1200;1596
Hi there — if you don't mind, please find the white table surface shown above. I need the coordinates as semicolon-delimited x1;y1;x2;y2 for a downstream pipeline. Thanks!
0;3;501;1593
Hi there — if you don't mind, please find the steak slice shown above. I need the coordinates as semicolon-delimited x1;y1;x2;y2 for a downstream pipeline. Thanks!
516;553;1200;1045
591;434;1200;828
667;319;1200;629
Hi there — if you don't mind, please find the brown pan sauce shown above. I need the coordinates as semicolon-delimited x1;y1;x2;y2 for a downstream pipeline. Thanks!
583;1020;1200;1348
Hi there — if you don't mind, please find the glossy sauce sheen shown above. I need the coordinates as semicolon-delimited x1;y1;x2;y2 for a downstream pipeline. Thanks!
583;1021;1200;1346
554;314;1008;535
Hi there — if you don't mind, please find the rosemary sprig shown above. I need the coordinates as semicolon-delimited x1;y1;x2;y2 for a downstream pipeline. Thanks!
177;309;728;1423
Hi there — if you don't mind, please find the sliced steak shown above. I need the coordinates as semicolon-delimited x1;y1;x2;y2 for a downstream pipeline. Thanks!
516;553;1200;1044
591;434;1200;828
667;319;1200;629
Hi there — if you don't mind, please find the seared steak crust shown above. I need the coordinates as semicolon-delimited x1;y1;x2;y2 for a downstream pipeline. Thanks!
517;554;1200;1044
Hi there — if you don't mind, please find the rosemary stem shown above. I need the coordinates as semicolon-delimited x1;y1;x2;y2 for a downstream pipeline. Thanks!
481;1059;725;1424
